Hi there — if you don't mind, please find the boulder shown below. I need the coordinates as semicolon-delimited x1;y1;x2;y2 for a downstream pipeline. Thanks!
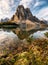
0;30;20;57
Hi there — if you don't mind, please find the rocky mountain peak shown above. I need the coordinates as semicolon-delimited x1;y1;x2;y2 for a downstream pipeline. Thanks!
11;5;45;24
25;8;33;20
16;5;26;20
11;5;33;21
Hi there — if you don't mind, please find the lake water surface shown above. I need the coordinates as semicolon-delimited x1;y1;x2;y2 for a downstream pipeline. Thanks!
0;28;48;40
33;30;48;39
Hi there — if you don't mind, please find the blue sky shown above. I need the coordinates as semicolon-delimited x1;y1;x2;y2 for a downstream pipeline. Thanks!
0;0;48;20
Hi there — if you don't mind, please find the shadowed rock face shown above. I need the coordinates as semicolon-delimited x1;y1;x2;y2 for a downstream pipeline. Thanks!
11;5;40;22
0;30;20;56
25;8;33;20
12;5;33;21
16;5;26;20
11;5;47;27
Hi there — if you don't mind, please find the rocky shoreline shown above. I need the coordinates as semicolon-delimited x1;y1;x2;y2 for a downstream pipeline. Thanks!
0;38;48;65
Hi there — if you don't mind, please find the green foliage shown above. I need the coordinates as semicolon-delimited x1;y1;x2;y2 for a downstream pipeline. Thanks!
45;32;48;37
0;39;48;65
27;37;34;44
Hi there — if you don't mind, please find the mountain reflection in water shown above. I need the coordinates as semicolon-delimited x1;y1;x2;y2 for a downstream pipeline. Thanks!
0;27;48;40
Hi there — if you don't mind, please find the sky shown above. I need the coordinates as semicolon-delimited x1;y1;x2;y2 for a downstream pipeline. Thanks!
0;0;48;20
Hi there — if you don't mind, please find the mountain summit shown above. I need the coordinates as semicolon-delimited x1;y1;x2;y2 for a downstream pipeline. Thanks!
10;5;48;31
11;5;40;23
11;5;33;20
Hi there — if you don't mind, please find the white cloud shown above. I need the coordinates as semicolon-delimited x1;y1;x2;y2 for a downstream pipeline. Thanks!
44;16;48;20
0;0;17;19
0;0;48;20
19;0;45;9
33;1;45;8
32;0;46;14
19;0;48;20
19;0;32;8
36;7;48;20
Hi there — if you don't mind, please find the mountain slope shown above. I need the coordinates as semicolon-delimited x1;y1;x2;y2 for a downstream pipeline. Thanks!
11;5;40;23
10;5;47;31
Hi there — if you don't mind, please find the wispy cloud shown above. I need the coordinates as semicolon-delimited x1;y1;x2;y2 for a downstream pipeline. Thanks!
33;1;46;8
0;0;12;19
0;0;48;20
19;0;32;8
0;0;19;19
19;0;48;20
36;7;48;20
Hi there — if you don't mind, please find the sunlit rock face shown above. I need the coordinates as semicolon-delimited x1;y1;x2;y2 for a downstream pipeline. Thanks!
0;29;19;56
11;5;40;23
16;5;33;20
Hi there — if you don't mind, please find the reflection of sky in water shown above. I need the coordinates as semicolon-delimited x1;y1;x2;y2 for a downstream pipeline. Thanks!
0;29;18;44
0;29;19;55
0;29;48;41
33;30;48;39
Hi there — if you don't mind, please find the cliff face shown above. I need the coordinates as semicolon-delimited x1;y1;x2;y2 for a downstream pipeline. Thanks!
11;5;40;23
10;5;47;30
11;5;33;20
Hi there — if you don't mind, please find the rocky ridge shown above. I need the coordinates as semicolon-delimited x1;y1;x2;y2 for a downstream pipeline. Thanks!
11;5;41;24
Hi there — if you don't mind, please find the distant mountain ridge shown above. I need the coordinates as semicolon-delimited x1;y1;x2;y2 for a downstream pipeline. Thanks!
0;18;9;22
0;5;48;25
11;5;48;25
0;5;47;31
41;19;48;25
